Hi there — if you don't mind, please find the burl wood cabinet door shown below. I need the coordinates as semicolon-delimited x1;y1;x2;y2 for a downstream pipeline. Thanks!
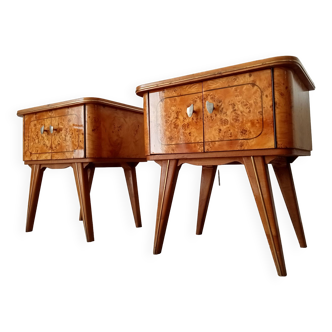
149;84;204;154
203;69;275;152
24;106;84;161
28;117;52;158
51;112;84;159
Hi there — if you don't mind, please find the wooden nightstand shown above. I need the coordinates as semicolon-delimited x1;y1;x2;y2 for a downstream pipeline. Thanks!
18;97;146;242
136;56;315;276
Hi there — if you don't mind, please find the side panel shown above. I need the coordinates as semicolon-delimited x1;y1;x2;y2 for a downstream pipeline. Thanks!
85;104;145;159
274;68;312;150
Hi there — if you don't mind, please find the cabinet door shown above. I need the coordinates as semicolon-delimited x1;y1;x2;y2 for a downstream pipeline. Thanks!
28;117;52;157
50;106;84;159
203;70;275;152
149;87;204;154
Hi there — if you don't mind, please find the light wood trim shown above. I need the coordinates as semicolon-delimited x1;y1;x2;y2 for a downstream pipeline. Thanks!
136;56;315;96
17;97;143;117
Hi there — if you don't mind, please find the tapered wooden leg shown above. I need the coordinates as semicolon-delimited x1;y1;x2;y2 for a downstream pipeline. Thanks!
79;166;95;221
26;164;46;232
196;165;217;235
273;163;307;248
154;160;181;254
73;163;94;242
243;157;287;276
122;163;142;228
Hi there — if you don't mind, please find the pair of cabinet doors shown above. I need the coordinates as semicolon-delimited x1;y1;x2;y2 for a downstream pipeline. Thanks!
148;69;275;154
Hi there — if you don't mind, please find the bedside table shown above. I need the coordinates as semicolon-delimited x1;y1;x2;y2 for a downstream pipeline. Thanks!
136;56;315;276
17;98;146;242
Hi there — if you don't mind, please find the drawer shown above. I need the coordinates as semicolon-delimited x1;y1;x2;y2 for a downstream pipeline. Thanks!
148;70;275;154
24;106;84;161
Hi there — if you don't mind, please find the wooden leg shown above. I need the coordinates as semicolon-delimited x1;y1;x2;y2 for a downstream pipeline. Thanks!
273;163;307;248
243;157;287;276
79;166;95;221
73;163;94;242
196;165;217;235
26;164;46;232
122;163;142;228
154;160;181;254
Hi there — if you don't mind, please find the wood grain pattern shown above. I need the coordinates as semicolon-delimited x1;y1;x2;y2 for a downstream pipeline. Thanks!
143;93;150;156
86;104;145;159
272;161;307;247
122;163;142;228
146;148;310;161
17;97;142;117
24;106;84;161
148;70;277;154
136;56;315;97
243;156;286;276
149;90;204;154
26;165;46;232
154;160;181;254
73;163;94;242
204;70;274;152
79;166;95;222
196;166;217;235
274;67;312;150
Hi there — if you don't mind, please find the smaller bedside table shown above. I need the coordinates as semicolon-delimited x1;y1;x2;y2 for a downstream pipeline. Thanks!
136;56;315;276
17;98;146;242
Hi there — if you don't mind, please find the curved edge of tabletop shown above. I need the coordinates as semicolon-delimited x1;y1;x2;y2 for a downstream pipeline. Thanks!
135;55;317;97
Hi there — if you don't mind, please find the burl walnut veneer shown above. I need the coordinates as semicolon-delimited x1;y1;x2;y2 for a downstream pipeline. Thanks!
18;98;145;242
136;56;315;276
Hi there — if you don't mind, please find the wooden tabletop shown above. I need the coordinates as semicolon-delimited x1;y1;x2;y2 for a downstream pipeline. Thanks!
17;97;143;117
136;56;315;97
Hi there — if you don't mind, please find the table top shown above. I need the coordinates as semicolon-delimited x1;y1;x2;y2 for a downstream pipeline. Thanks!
136;56;315;97
17;97;143;117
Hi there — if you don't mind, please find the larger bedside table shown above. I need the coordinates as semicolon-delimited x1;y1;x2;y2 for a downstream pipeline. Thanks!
136;56;315;276
18;98;145;242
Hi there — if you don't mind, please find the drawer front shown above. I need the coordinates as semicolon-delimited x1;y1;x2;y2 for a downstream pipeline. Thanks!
203;70;275;152
24;106;84;161
149;86;204;154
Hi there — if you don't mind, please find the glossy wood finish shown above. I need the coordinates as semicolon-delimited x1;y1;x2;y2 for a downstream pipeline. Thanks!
203;69;274;152
154;160;181;254
137;56;314;275
272;161;307;247
19;98;146;242
136;56;314;96
274;67;312;150
243;156;286;276
26;165;46;232
196;166;217;235
78;164;96;221
122;163;142;228
86;104;145;159
73;163;94;242
24;106;84;161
